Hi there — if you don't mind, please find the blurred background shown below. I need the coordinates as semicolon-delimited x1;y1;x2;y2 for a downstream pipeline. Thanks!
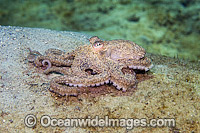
0;0;199;61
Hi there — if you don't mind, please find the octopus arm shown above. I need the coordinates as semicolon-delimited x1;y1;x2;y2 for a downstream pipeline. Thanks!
43;66;72;75
50;71;110;96
34;56;73;67
110;65;137;92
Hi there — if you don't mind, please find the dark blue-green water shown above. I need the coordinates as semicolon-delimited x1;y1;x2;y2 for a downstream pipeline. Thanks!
0;0;199;61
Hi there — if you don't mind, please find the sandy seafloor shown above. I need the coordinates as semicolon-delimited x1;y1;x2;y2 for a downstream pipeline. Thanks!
0;26;200;132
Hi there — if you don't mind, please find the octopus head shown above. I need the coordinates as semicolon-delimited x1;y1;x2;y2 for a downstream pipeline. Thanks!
105;40;146;60
89;36;153;71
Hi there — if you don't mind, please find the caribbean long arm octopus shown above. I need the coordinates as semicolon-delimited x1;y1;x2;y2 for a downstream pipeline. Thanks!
28;36;153;96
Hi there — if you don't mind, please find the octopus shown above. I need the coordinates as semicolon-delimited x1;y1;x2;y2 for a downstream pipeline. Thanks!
28;36;153;96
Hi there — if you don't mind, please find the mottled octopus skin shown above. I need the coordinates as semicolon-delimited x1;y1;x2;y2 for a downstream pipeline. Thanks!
28;36;153;96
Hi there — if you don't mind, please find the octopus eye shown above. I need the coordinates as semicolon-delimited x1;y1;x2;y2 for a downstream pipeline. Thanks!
93;42;103;47
92;41;104;51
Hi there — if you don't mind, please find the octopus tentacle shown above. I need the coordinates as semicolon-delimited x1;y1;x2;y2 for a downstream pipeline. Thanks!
56;72;109;87
110;65;136;92
62;50;76;60
44;49;76;61
27;48;42;63
50;77;79;96
34;56;73;67
124;57;153;71
50;78;96;96
50;71;110;96
27;48;42;56
45;48;64;56
43;67;72;75
42;60;52;72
